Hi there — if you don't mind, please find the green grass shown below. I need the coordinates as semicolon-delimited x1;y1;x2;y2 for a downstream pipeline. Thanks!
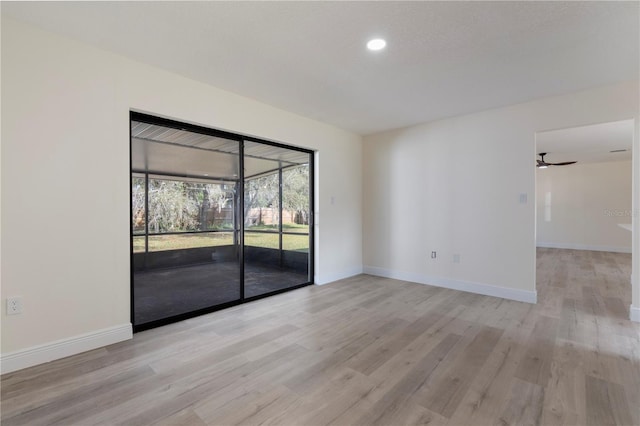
133;233;233;253
133;230;309;253
245;223;309;233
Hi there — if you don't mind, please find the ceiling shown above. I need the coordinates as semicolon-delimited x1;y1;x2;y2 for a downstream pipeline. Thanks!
3;1;638;135
536;119;634;166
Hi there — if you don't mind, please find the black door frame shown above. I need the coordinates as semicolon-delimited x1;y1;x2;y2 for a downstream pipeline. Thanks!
129;111;315;332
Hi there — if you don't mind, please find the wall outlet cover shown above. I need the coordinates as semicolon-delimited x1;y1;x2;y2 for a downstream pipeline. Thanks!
7;297;23;315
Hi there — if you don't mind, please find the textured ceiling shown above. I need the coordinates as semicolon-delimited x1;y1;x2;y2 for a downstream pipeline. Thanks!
536;120;634;165
3;1;638;135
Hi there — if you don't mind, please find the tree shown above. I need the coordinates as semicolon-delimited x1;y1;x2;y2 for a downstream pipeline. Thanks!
283;165;310;225
193;183;234;230
244;173;279;226
131;177;146;232
147;179;200;233
132;167;308;234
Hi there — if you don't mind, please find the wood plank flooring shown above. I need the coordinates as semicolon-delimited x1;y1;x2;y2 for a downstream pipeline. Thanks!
2;248;638;425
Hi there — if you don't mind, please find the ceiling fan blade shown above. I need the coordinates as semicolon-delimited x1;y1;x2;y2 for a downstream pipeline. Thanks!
536;153;576;167
549;161;577;166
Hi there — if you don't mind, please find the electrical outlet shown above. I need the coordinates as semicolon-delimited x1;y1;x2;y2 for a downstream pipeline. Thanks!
431;251;437;259
7;297;22;315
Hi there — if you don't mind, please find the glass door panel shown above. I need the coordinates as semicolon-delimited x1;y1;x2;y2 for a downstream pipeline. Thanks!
131;118;241;328
243;141;311;298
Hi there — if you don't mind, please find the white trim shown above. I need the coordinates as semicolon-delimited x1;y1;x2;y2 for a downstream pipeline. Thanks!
536;242;632;254
315;266;363;285
1;324;132;374
363;266;537;304
631;305;640;323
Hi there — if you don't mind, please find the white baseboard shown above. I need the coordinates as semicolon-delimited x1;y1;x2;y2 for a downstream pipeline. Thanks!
315;266;363;285
1;323;132;374
536;242;632;254
631;305;640;323
363;266;537;304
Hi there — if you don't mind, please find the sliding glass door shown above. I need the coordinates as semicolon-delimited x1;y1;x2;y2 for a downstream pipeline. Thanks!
243;142;312;298
130;113;313;331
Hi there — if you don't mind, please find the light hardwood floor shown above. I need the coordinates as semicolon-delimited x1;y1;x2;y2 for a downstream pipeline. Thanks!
2;248;639;425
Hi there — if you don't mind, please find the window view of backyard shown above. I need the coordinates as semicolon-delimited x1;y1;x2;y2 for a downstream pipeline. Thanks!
132;176;235;234
132;164;310;253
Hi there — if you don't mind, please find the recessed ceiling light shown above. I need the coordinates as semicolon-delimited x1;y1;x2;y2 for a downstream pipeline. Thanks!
367;38;386;51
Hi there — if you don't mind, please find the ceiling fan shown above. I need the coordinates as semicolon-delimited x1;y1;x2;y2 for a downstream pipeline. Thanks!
536;152;576;168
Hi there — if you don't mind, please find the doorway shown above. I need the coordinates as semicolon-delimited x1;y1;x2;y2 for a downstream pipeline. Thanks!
534;119;633;320
130;113;313;331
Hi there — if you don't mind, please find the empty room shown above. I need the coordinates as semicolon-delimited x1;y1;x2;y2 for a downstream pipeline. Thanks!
1;2;639;426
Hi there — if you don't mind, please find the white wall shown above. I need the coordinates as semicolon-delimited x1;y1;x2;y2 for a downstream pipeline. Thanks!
1;18;362;361
536;161;632;253
363;81;639;307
